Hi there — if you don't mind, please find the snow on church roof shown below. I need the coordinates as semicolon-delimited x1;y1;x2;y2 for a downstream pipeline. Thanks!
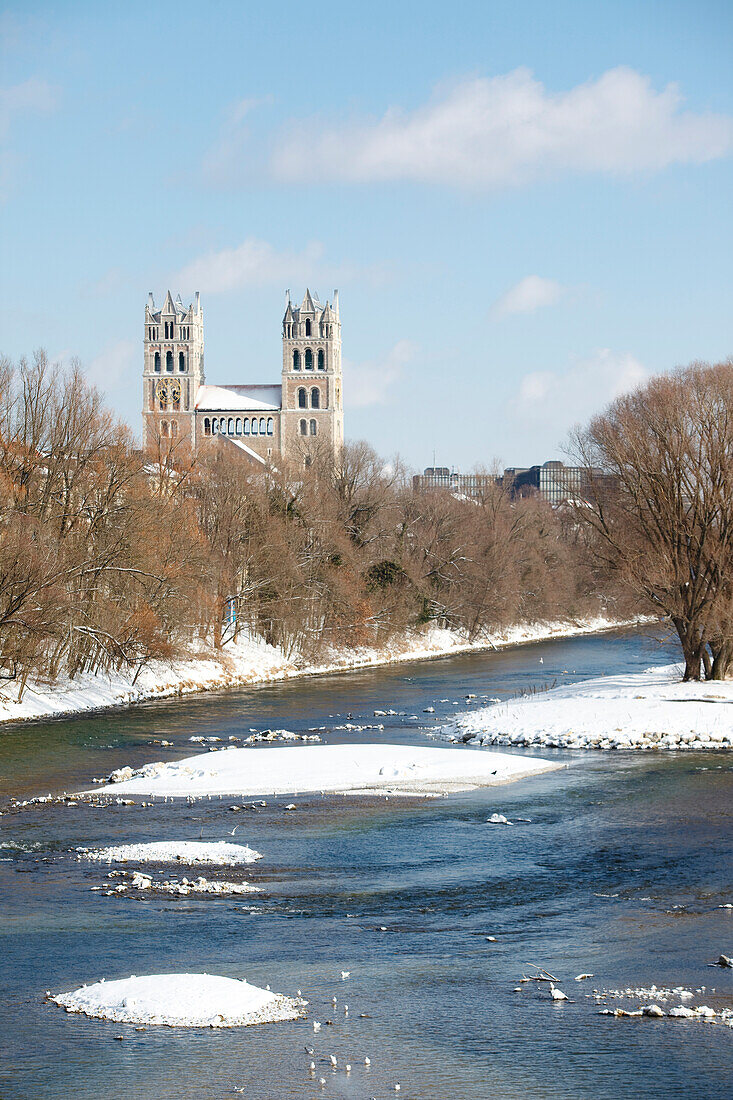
195;384;282;412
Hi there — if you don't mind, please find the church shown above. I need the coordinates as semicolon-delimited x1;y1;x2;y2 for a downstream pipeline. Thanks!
142;288;344;466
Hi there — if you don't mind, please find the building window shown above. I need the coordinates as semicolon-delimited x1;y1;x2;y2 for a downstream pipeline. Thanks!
305;319;311;336
293;349;300;370
266;417;273;435
235;417;242;434
204;418;211;436
304;455;312;468
212;419;219;435
299;418;307;435
179;351;185;372
159;387;166;411
171;420;178;437
259;417;265;434
311;388;320;409
298;387;307;408
317;349;324;370
161;420;169;437
305;349;313;370
227;417;233;434
154;352;161;373
243;418;250;435
251;419;258;435
166;351;173;372
310;419;317;436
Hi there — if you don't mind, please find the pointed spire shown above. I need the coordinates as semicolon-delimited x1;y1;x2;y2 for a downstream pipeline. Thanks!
147;291;155;311
163;289;175;314
194;291;200;314
333;289;339;317
301;288;316;314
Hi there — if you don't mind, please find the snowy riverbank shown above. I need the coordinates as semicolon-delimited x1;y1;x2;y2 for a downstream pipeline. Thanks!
0;615;647;726
439;663;733;751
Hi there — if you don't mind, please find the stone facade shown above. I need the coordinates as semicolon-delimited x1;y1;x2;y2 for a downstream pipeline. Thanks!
142;288;343;466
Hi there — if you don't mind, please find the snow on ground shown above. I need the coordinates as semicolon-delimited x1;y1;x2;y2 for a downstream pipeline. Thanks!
77;841;262;865
0;615;647;725
439;663;733;751
48;973;304;1027
88;743;561;799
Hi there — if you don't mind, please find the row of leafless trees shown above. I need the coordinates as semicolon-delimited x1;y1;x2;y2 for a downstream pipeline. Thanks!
0;352;615;696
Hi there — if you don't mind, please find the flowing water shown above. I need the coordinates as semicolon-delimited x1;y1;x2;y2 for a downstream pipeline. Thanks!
1;627;731;1099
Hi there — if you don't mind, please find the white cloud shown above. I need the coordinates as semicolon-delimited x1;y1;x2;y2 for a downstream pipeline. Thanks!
344;340;416;408
515;348;648;431
0;77;55;138
490;275;566;319
172;238;341;295
268;67;733;188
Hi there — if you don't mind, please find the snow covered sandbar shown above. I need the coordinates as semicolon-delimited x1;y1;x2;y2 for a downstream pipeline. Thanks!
77;841;262;865
441;663;733;751
48;973;304;1027
89;743;561;798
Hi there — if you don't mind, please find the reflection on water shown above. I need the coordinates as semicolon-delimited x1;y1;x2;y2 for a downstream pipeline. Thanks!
1;628;732;1099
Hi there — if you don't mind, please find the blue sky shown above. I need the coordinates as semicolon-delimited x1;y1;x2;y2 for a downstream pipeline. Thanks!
1;0;732;469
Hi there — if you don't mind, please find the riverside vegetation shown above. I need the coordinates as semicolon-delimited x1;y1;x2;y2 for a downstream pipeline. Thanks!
0;351;617;698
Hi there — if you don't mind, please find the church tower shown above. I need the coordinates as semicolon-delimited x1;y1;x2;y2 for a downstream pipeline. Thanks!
280;288;343;462
142;290;205;448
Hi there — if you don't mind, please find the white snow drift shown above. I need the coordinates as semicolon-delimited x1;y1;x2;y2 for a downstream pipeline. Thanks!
441;664;733;751
48;973;303;1027
89;743;560;799
77;841;262;865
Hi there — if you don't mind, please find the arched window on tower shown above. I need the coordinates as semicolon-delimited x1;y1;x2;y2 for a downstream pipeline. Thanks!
267;417;273;435
305;349;313;370
309;419;317;436
170;420;178;437
228;417;234;435
235;418;242;434
166;351;173;372
204;418;211;436
293;349;300;370
243;418;250;435
259;417;266;434
154;352;161;372
317;349;325;370
161;420;169;437
251;419;258;435
178;352;185;372
305;319;311;336
299;418;307;436
298;387;307;408
311;388;320;409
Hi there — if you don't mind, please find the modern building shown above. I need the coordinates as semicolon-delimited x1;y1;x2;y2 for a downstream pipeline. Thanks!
413;461;610;505
142;288;344;466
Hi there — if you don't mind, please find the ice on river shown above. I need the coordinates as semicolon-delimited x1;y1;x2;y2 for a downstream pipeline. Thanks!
440;663;733;751
77;841;262;865
88;743;561;799
48;973;304;1027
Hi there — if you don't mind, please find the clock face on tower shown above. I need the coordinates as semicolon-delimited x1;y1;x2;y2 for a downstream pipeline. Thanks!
156;380;181;409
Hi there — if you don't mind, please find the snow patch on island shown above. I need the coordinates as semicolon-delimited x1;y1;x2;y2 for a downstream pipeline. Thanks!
439;664;733;751
48;973;304;1027
86;743;561;799
77;841;262;866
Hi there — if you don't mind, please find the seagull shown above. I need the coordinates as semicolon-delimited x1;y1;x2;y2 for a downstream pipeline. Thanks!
341;970;350;980
329;1055;337;1066
550;983;569;1001
539;657;543;664
309;1062;316;1073
395;1086;401;1093
319;1078;326;1087
346;1064;351;1074
313;1021;321;1032
364;1056;371;1065
229;825;240;835
304;1045;315;1056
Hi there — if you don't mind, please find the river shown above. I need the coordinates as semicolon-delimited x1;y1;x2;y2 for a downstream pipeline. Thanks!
1;627;731;1099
